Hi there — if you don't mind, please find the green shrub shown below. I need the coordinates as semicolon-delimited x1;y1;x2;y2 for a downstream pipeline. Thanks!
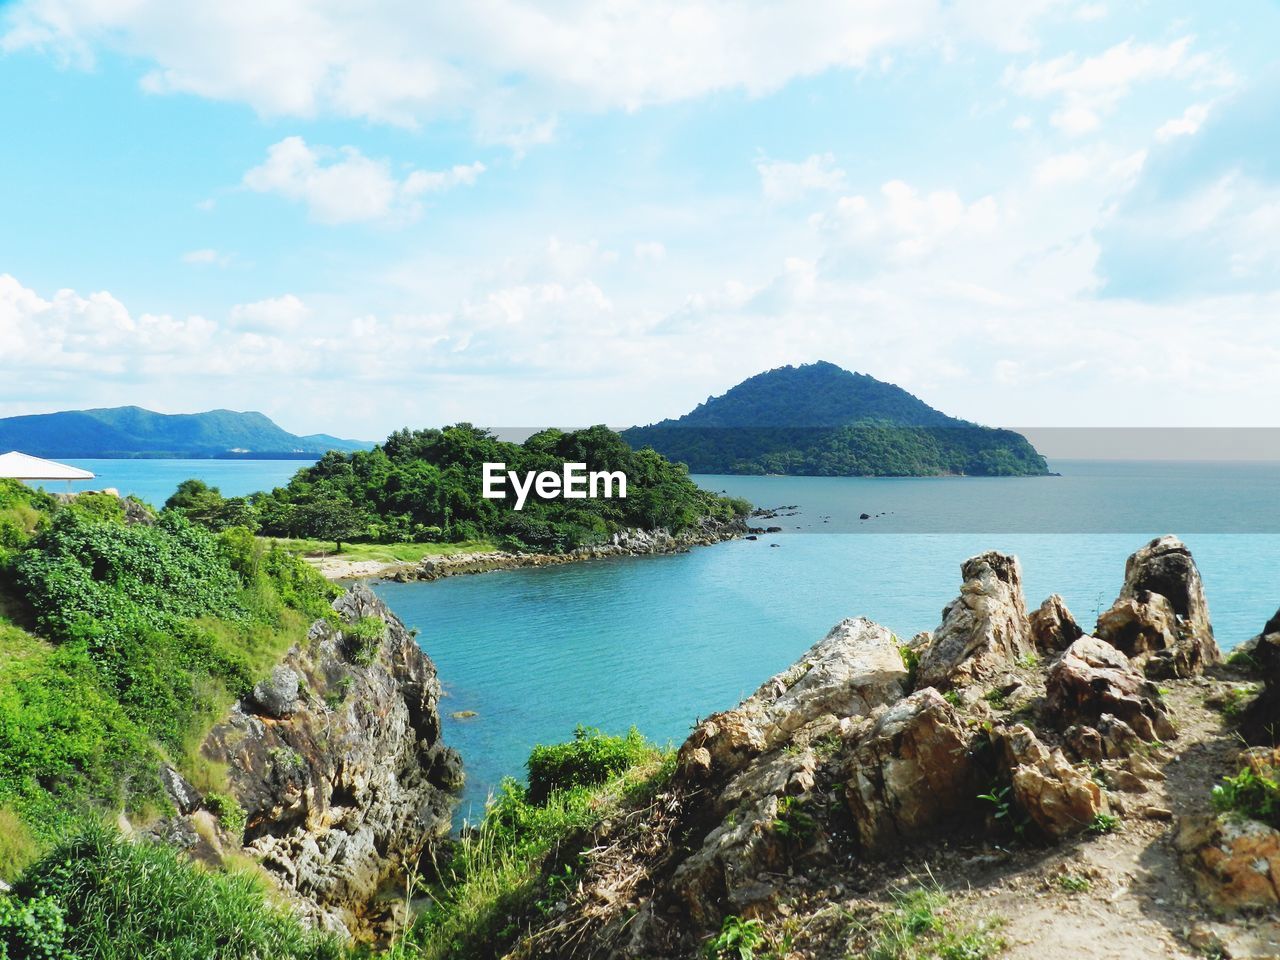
11;824;344;960
205;792;248;837
409;736;671;960
1213;764;1280;826
63;492;125;525
704;915;766;959
343;616;386;666
526;725;654;803
0;893;72;960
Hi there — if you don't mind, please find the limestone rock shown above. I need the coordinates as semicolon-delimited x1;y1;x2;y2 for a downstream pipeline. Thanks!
1046;636;1176;742
678;617;908;784
200;583;459;935
1029;594;1083;654
844;688;979;853
991;723;1107;839
251;665;301;719
916;552;1034;690
160;764;201;815
1176;814;1280;912
1095;536;1220;677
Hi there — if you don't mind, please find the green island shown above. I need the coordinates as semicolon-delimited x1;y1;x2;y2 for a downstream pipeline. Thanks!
164;423;750;554
621;361;1050;477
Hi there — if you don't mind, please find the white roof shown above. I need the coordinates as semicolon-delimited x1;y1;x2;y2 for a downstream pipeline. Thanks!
0;451;96;481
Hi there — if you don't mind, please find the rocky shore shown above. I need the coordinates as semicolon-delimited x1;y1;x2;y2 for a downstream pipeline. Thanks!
308;517;749;583
495;535;1280;959
148;584;461;941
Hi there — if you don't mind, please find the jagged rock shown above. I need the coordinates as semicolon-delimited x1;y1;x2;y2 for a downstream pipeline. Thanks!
161;764;201;815
1064;714;1147;762
678;617;908;784
1095;536;1220;677
1240;609;1280;745
1176;814;1280;912
1046;637;1176;742
844;688;979;853
916;552;1034;690
669;752;819;924
200;584;459;935
991;724;1107;838
251;665;301;719
1029;594;1083;654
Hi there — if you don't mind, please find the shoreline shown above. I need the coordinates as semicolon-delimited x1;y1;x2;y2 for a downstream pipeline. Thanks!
304;518;750;583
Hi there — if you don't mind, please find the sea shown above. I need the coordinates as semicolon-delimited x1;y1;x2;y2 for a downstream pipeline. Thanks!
46;458;1280;823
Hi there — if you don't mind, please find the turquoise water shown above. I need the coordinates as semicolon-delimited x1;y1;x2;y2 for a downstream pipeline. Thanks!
43;459;316;506
371;461;1280;822
35;457;1280;823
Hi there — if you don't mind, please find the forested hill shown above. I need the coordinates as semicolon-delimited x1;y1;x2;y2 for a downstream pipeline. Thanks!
621;361;1049;477
0;406;372;458
169;424;750;552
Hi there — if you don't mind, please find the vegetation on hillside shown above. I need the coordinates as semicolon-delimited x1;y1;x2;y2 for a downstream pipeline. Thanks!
621;362;1049;477
166;424;750;552
2;824;345;960
0;478;337;866
403;727;670;960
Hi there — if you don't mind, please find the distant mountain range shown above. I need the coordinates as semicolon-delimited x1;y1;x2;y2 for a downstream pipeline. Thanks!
0;406;373;459
621;361;1049;476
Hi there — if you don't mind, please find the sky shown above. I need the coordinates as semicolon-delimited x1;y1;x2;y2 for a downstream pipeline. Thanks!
1;0;1278;440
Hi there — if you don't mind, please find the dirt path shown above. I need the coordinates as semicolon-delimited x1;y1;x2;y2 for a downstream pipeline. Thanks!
947;677;1270;960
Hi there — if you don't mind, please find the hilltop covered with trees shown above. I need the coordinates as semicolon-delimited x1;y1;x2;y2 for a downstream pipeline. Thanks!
622;361;1050;476
167;424;750;552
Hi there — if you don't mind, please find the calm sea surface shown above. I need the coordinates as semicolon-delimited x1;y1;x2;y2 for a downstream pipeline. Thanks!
44;458;1280;822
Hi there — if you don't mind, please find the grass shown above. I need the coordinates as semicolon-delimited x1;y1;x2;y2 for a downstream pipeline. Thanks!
1087;812;1121;835
859;885;1004;960
407;742;672;960
266;537;497;564
1212;763;1280;826
1057;873;1091;893
7;822;346;960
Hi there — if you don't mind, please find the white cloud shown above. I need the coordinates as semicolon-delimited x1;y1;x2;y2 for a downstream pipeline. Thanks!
633;241;666;263
1033;151;1093;184
1006;37;1225;135
228;294;311;332
403;161;487;195
756;153;848;202
182;248;230;266
3;0;1067;134
1155;103;1210;141
817;180;1000;261
242;136;484;223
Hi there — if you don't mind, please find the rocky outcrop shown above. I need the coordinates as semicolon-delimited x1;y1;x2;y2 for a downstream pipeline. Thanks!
1176;815;1280;912
1239;607;1280;744
199;584;461;936
916;552;1034;690
652;618;911;931
1095;536;1220;677
845;688;980;852
990;723;1107;839
1029;594;1083;654
1046;636;1177;743
677;617;908;785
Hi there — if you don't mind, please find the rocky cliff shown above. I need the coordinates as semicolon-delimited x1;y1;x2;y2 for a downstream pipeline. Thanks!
156;583;461;939
496;535;1279;960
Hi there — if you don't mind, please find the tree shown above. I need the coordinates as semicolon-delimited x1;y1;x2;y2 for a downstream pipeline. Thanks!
292;499;365;552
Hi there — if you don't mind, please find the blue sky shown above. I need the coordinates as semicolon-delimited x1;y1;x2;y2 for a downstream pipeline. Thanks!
1;0;1278;438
